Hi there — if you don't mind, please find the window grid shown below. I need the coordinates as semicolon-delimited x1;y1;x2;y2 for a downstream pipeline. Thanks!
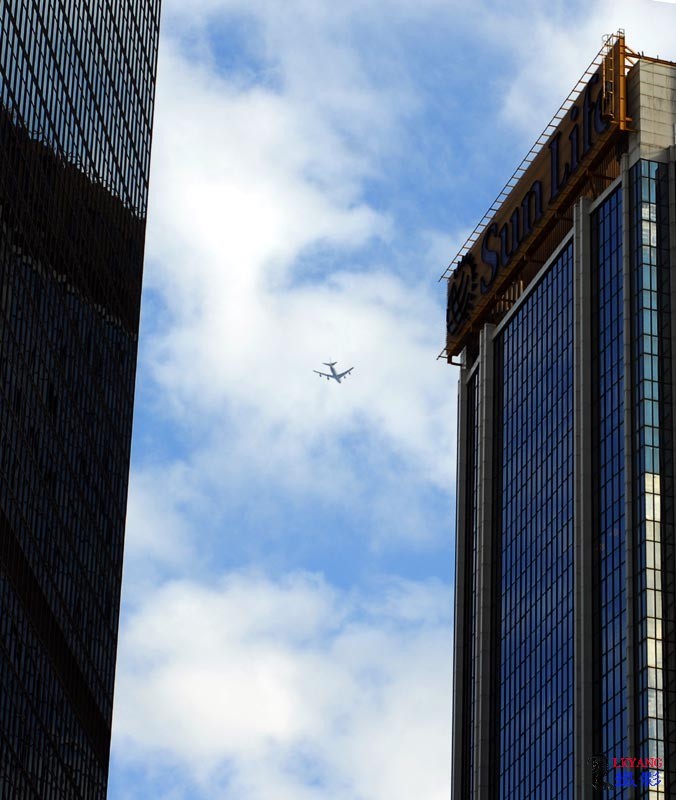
629;160;671;798
496;242;574;799
0;1;161;796
591;187;628;764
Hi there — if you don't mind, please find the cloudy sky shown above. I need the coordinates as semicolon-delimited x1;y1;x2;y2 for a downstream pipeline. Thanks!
107;2;676;798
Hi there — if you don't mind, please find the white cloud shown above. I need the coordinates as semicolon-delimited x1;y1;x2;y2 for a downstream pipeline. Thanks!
141;3;676;521
124;464;199;566
112;571;452;800
114;4;676;798
132;8;457;559
489;1;676;138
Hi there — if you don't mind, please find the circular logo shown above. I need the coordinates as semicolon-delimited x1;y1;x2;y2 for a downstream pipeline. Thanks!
446;253;478;337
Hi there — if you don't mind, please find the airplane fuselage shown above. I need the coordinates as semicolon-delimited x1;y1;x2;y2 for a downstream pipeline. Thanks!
314;361;353;383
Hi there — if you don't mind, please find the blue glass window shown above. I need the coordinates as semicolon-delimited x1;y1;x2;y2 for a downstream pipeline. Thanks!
591;186;627;765
629;160;672;795
496;241;574;799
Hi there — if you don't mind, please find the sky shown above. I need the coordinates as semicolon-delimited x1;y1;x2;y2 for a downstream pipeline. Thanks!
107;3;676;799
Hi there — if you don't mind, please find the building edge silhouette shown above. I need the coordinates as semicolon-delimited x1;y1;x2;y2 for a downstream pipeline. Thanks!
0;2;161;796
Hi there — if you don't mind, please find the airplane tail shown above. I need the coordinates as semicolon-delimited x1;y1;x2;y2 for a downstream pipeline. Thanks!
323;362;337;367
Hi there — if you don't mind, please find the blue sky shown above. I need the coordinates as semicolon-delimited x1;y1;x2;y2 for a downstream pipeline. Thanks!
107;2;676;798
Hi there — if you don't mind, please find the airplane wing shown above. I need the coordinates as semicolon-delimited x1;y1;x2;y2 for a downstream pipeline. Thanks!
313;370;332;378
335;367;353;379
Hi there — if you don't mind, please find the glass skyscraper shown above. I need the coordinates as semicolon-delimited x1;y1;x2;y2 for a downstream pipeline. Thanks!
448;35;676;798
0;2;161;797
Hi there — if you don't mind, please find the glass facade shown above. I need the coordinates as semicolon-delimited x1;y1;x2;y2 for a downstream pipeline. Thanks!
629;160;672;796
454;167;676;797
0;1;160;797
591;187;628;764
451;57;676;798
0;0;159;215
495;242;575;799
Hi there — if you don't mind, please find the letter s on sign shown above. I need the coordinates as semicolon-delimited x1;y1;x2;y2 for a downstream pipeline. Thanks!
481;223;499;293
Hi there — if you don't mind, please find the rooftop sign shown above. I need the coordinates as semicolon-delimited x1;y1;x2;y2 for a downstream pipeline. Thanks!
445;36;628;359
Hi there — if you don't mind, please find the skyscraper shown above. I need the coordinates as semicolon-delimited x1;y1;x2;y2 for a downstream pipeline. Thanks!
447;33;676;798
0;2;161;797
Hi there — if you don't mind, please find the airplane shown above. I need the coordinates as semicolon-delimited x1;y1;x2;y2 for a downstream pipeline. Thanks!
313;362;354;383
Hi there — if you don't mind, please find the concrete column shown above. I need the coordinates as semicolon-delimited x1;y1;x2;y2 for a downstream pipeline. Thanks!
574;196;594;799
668;148;676;419
451;357;470;800
666;145;676;795
621;153;637;784
669;147;676;465
474;324;495;799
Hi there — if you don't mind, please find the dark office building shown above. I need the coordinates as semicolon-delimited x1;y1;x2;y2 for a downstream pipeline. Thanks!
0;2;161;797
446;33;676;798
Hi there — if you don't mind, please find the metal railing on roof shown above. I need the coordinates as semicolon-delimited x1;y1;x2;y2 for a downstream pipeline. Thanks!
439;30;626;283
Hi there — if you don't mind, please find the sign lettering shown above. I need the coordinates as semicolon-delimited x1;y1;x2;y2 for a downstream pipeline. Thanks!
446;41;627;358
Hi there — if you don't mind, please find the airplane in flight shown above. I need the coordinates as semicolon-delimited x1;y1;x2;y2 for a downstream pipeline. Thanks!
313;362;354;383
